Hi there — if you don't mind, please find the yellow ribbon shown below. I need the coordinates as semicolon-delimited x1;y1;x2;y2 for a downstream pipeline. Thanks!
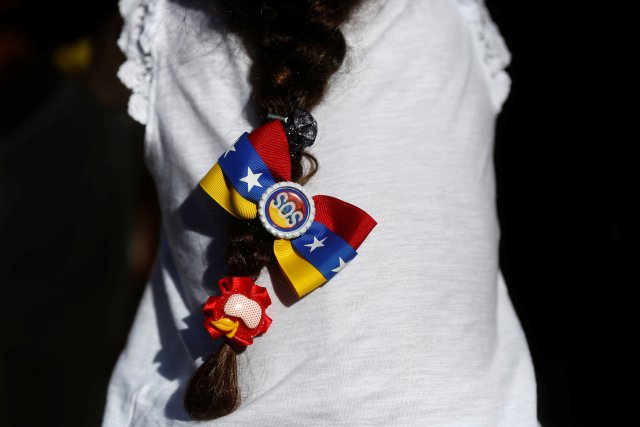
200;163;257;220
273;239;327;297
211;318;240;338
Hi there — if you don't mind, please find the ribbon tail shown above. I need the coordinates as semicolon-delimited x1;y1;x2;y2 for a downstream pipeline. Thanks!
199;163;258;220
273;239;327;298
312;195;377;250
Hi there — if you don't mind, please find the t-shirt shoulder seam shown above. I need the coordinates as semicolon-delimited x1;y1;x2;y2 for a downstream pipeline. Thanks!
116;0;160;126
455;0;513;113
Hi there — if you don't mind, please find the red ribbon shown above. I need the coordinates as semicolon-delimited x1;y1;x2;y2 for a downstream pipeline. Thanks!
203;276;272;347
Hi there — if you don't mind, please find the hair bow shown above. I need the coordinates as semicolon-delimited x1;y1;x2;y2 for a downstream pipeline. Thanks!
199;120;377;297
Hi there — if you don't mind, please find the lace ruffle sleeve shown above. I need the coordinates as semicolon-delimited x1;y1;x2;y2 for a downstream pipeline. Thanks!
116;0;157;125
457;0;512;113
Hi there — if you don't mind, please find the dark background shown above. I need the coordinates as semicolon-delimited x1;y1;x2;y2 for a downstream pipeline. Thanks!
486;1;631;426
0;1;629;426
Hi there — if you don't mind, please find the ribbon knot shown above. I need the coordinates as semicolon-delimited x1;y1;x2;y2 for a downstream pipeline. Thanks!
200;120;377;297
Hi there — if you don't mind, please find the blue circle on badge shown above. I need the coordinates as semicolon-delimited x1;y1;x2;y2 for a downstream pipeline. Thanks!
258;182;315;239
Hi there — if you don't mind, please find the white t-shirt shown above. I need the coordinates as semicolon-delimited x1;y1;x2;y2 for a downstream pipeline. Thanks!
103;0;540;425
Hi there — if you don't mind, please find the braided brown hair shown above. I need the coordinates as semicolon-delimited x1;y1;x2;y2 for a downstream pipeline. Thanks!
183;0;365;420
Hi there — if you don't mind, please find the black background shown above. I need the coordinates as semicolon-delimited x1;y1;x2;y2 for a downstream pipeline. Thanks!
487;1;631;426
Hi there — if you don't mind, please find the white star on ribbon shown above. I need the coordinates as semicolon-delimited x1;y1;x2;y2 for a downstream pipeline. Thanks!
223;144;236;158
331;257;349;273
304;236;326;252
239;167;263;192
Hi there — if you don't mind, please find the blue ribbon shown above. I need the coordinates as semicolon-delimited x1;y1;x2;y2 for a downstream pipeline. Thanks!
291;221;358;281
218;133;276;203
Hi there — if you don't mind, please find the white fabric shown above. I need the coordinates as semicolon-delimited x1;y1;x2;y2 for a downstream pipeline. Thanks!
104;0;540;425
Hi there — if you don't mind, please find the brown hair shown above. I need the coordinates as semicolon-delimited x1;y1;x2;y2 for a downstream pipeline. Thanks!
183;0;365;420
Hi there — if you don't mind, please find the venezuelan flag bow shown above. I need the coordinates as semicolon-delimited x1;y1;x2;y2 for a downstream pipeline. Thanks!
199;120;377;297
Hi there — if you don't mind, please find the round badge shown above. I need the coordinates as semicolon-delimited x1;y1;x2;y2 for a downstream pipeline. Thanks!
258;182;315;239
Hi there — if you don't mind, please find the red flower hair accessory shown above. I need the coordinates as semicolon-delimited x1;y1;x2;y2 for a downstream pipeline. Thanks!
203;276;272;347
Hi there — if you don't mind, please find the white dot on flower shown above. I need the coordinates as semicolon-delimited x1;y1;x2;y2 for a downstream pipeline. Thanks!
224;294;262;329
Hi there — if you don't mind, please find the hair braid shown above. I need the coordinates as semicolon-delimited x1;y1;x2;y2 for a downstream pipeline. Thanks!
184;0;365;420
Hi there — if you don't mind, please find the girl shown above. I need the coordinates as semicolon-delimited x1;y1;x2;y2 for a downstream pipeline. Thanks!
104;0;540;425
